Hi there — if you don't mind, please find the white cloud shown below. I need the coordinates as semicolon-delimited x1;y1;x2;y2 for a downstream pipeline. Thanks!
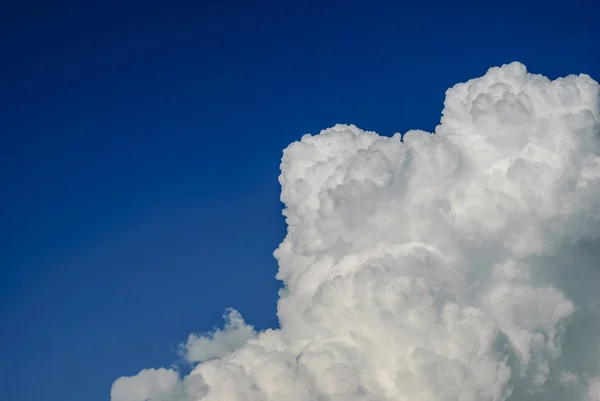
180;308;257;363
112;62;600;401
587;377;600;401
111;368;179;401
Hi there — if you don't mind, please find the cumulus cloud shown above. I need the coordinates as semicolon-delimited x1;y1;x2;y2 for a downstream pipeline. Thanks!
111;368;180;401
180;308;257;363
112;62;600;401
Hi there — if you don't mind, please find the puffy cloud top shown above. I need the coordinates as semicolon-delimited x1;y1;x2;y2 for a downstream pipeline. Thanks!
181;309;257;364
112;62;600;401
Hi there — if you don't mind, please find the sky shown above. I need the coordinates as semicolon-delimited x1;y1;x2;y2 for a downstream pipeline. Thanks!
1;1;599;401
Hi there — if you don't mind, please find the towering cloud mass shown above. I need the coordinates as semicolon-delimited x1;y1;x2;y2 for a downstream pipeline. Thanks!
112;62;600;401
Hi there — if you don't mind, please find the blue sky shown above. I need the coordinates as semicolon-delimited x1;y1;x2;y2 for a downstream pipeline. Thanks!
1;1;598;401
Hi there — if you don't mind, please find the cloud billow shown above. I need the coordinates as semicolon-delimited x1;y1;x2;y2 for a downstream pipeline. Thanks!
112;62;600;401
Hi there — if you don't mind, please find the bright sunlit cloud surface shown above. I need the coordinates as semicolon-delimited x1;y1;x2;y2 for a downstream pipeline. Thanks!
112;62;600;401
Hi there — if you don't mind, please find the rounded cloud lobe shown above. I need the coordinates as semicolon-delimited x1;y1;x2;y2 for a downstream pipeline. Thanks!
112;62;600;401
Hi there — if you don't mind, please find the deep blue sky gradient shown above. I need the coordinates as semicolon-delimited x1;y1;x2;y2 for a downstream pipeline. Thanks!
1;1;598;401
